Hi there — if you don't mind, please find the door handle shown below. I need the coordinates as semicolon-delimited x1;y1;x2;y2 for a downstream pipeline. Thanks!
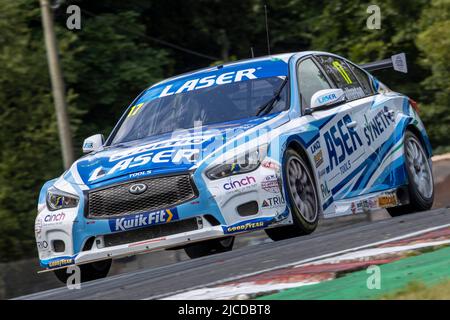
346;121;357;129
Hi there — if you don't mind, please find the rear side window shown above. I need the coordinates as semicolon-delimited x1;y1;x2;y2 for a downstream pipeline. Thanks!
297;58;332;108
316;55;366;101
346;62;374;95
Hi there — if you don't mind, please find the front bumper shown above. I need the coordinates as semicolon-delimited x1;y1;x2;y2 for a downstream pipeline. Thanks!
35;160;291;270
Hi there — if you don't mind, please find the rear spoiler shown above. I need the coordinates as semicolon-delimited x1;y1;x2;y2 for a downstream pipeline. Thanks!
360;53;408;73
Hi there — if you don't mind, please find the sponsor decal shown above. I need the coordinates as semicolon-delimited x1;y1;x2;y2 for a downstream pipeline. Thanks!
261;159;280;170
109;208;178;232
43;212;66;224
317;93;338;105
223;176;256;191
363;107;393;146
362;199;378;210
89;149;201;182
378;194;397;208
324;115;363;172
310;141;324;168
109;135;213;162
340;159;352;175
320;181;331;199
129;170;152;179
83;142;93;149
261;175;280;193
314;150;324;168
159;68;257;98
318;168;327;179
47;257;74;269
223;217;273;234
310;141;321;154
262;195;285;208
332;61;353;85
343;87;366;100
37;241;48;250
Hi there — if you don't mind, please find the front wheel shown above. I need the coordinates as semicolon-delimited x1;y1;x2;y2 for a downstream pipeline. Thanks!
387;131;434;217
53;259;112;284
265;149;319;241
184;237;234;259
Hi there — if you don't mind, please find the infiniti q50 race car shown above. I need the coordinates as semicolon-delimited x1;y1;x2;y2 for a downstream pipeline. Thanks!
35;51;434;283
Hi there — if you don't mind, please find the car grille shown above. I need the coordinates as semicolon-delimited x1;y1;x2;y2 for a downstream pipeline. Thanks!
87;174;196;218
103;218;199;247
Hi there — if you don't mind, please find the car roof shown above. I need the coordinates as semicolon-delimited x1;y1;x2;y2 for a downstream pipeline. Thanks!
149;51;329;89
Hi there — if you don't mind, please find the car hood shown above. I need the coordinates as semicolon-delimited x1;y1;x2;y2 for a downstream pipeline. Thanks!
67;115;282;187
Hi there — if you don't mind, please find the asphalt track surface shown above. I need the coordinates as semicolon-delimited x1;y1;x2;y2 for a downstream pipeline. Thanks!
18;207;450;300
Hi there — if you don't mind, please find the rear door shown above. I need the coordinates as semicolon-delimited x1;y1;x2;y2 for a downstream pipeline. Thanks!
346;61;396;194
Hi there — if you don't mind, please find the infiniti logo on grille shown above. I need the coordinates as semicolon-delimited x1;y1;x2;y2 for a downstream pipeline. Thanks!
129;183;147;195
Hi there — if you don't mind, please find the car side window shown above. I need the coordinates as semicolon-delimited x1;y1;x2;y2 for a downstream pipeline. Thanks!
346;62;374;95
297;58;332;109
316;55;366;101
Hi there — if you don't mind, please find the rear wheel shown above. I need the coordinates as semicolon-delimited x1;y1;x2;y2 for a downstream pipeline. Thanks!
53;259;112;284
265;149;319;241
184;236;234;259
387;131;434;217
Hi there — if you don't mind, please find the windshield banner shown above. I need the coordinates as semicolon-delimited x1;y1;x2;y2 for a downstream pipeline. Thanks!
137;58;289;104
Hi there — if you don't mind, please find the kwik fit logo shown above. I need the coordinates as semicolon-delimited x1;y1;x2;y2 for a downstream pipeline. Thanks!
109;209;178;232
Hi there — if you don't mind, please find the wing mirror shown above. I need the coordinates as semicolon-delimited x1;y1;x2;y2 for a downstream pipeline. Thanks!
305;89;347;115
82;134;104;153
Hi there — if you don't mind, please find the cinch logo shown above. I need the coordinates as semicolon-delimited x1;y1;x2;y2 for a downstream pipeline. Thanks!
110;209;178;232
44;212;66;223
223;176;256;190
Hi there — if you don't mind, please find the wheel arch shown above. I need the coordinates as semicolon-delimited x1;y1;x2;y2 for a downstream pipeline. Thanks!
281;136;323;215
404;123;433;159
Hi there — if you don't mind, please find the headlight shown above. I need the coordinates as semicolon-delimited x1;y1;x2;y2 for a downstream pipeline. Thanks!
46;187;79;211
206;144;268;180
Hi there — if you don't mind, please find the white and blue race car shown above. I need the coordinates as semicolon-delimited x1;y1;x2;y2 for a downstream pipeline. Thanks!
35;51;434;282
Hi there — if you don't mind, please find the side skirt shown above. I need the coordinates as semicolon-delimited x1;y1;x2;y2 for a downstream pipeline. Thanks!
323;186;410;219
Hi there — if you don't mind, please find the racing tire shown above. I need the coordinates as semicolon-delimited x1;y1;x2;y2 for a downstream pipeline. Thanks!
387;130;434;217
53;259;112;284
265;148;319;241
184;236;234;259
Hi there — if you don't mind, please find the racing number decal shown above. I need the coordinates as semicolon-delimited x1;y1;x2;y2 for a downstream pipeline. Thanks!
332;61;353;84
128;103;144;117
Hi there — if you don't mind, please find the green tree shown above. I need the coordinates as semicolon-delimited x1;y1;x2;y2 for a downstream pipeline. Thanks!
0;1;170;261
416;0;450;152
0;0;69;260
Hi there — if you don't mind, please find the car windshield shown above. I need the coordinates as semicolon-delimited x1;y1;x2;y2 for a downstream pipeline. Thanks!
110;76;288;145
